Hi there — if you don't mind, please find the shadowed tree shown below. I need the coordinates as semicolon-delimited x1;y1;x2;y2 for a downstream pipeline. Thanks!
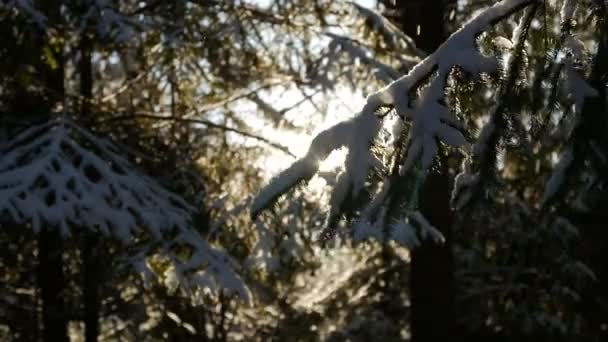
381;1;456;341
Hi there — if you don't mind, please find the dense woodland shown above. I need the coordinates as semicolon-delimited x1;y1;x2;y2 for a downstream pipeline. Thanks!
0;0;607;341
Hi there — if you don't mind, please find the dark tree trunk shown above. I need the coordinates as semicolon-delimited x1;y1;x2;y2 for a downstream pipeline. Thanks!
570;7;608;339
83;235;100;342
35;3;67;339
383;0;449;54
38;229;69;342
5;22;69;342
381;1;456;341
78;26;101;342
411;160;455;342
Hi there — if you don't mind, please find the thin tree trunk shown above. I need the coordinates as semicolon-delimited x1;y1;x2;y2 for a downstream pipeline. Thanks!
37;4;68;337
38;228;69;342
78;27;101;342
80;32;93;119
83;235;100;342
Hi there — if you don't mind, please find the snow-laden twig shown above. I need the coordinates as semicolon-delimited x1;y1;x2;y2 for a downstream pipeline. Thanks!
251;110;381;219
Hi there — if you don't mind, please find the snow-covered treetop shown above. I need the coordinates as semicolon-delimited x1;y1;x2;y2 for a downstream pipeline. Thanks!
252;0;538;246
0;117;191;238
0;117;248;299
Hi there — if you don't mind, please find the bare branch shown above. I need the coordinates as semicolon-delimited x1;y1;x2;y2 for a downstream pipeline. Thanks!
103;114;297;157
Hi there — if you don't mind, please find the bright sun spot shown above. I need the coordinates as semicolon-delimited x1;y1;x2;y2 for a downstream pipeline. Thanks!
318;148;347;172
256;86;367;193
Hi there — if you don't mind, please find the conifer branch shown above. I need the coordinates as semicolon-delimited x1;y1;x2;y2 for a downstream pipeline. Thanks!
454;2;539;209
253;0;538;240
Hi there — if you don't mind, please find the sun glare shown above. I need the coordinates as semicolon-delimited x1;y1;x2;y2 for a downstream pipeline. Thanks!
318;148;347;172
256;86;366;193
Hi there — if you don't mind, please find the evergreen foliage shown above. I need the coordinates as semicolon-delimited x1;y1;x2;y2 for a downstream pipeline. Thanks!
1;0;607;341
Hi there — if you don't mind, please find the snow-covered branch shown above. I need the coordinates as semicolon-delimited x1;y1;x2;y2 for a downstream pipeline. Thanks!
251;111;381;219
0;118;248;299
252;0;537;242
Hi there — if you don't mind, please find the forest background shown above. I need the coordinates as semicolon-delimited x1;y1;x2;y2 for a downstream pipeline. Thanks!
0;0;607;341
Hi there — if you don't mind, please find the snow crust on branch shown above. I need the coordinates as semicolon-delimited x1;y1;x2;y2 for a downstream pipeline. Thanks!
245;220;281;272
0;118;248;299
389;221;420;247
542;148;574;204
160;229;249;300
563;58;598;118
365;0;536;111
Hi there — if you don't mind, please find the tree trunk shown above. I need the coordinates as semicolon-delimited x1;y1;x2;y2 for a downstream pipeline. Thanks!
381;1;456;341
83;235;100;342
38;228;69;342
382;0;448;53
410;160;455;342
36;2;67;339
78;27;101;342
571;7;608;338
